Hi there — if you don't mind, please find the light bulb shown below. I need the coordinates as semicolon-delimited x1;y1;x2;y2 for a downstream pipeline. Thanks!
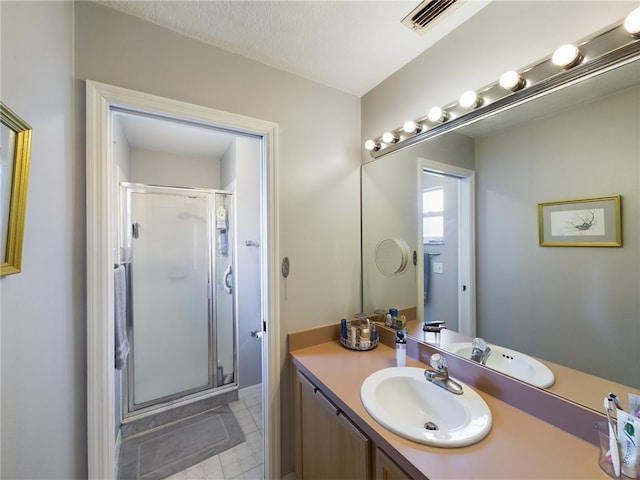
499;70;526;91
403;120;421;134
382;131;398;144
552;44;582;69
459;90;481;109
624;6;640;37
364;139;379;152
427;106;448;123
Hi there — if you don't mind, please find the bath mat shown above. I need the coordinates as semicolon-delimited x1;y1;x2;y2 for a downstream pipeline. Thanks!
118;405;245;480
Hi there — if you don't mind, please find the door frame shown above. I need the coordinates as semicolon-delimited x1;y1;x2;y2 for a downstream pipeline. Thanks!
86;80;281;479
417;159;476;337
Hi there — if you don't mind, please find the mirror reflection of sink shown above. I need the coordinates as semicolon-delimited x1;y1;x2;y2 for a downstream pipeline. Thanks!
443;342;555;388
360;367;492;447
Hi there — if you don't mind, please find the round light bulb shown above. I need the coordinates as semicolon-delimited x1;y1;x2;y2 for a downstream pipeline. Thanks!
459;90;481;109
427;106;447;123
499;70;525;91
382;131;398;144
403;120;420;134
364;139;379;152
552;44;582;68
624;6;640;37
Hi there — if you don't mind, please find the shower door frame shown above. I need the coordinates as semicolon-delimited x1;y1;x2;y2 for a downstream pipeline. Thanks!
121;183;237;417
86;80;281;480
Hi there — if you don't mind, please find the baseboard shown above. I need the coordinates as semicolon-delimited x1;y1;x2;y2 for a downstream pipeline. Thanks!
239;383;262;399
114;428;122;475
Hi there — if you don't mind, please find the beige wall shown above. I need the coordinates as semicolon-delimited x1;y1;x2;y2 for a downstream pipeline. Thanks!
74;1;361;477
2;1;360;477
0;1;83;478
476;85;640;386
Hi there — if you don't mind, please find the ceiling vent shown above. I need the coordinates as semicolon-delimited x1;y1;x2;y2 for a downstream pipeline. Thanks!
401;0;460;35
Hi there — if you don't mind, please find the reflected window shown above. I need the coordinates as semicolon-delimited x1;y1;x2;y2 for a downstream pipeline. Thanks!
423;187;444;244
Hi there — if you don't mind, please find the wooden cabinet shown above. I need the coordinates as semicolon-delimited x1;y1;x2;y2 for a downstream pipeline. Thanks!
296;371;371;479
374;447;412;480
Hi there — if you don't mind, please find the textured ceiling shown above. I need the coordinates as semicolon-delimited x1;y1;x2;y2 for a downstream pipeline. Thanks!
95;0;492;97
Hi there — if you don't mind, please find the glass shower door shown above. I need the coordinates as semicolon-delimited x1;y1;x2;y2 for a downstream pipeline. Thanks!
127;185;213;408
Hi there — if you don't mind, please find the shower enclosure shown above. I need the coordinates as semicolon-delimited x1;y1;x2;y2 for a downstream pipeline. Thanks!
121;183;236;415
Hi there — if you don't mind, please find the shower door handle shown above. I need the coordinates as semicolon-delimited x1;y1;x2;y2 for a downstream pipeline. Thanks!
251;330;263;340
223;265;232;294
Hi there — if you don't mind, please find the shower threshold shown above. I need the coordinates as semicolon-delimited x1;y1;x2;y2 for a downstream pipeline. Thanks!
121;384;238;439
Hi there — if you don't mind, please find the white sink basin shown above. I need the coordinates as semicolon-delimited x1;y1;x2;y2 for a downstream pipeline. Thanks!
443;342;555;388
360;367;492;447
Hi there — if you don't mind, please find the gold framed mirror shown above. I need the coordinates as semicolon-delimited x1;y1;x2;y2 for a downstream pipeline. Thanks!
1;102;32;276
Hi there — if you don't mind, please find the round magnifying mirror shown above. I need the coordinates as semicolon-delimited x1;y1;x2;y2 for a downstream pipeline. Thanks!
374;238;411;276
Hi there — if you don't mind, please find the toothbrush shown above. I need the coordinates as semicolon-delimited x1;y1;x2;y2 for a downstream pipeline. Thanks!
605;395;621;478
609;393;624;412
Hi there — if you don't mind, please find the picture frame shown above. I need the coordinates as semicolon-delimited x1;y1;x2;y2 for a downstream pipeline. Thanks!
1;102;32;276
538;195;621;247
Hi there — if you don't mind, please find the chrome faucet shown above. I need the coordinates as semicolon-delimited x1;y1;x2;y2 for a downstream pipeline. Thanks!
424;354;463;395
470;337;491;365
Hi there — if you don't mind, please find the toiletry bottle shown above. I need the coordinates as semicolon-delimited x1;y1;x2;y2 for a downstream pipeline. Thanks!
385;313;393;327
396;331;406;367
360;326;371;349
340;318;347;340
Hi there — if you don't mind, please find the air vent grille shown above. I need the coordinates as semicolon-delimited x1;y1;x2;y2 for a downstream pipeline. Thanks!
402;0;459;34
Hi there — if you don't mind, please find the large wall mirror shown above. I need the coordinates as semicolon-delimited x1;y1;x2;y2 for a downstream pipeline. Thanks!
1;102;32;277
362;14;640;412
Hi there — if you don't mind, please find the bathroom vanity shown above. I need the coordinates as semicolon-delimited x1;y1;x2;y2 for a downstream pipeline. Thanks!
289;323;610;479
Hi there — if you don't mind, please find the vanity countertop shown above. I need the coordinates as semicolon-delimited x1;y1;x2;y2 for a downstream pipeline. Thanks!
290;338;609;480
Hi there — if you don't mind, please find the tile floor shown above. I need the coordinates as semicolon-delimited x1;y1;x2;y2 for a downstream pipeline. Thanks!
166;387;263;480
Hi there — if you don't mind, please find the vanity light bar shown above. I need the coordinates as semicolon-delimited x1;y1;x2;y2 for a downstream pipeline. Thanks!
365;9;640;158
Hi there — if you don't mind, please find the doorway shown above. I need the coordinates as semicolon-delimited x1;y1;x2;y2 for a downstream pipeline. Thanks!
417;159;475;338
86;81;281;479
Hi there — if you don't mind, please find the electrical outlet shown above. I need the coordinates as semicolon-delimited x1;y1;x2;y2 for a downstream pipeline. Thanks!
433;262;443;274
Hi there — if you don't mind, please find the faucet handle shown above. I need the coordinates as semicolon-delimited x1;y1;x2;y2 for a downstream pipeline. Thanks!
430;353;447;371
472;337;488;351
423;320;446;332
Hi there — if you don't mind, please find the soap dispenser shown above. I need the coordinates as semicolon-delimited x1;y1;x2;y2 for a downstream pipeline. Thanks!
395;330;406;367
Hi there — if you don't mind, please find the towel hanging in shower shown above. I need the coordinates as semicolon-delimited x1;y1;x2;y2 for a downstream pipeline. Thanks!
114;264;130;370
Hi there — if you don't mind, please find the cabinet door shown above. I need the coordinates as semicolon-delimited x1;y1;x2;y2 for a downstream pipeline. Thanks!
299;373;335;479
374;447;412;480
335;406;371;479
298;372;371;479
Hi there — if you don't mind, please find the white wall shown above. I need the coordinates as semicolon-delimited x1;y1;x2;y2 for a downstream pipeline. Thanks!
73;2;361;474
222;137;263;389
130;147;220;189
0;1;85;478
